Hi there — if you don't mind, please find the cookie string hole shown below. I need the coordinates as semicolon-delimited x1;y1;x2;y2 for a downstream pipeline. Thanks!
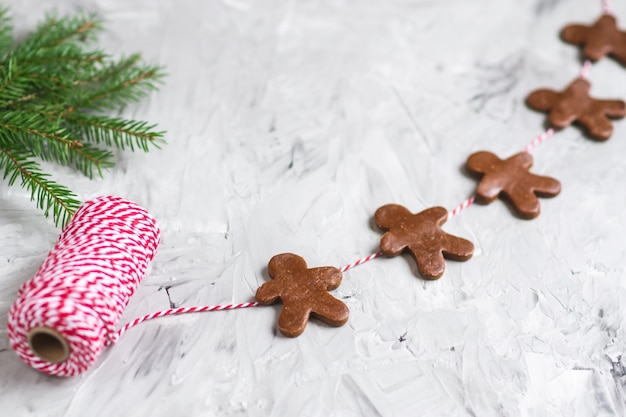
27;326;71;363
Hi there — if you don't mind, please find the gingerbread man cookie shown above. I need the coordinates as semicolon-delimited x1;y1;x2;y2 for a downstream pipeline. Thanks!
466;151;561;219
526;78;626;140
561;14;626;65
255;253;348;337
374;205;474;280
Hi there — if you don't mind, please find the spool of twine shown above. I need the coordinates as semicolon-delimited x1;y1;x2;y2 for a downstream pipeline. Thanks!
7;196;160;377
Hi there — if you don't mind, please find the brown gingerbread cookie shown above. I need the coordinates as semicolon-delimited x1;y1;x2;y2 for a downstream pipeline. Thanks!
255;253;348;337
526;78;626;140
374;205;474;280
466;151;561;219
561;14;626;65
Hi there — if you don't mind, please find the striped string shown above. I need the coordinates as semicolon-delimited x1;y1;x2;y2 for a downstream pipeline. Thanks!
448;196;475;219
523;128;555;153
340;251;382;272
114;302;260;341
580;60;592;79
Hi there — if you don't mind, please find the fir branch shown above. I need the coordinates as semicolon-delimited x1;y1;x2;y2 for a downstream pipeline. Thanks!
0;9;165;226
0;143;80;227
16;12;101;53
0;110;76;162
65;142;114;178
0;110;116;178
73;62;164;111
63;113;164;151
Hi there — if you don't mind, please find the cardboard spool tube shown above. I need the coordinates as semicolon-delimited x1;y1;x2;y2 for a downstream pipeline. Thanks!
27;326;71;363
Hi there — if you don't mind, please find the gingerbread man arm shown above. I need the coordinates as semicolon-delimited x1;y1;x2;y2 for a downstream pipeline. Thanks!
380;233;407;256
375;204;411;229
467;151;506;202
419;206;448;225
598;99;626;118
611;35;626;66
315;267;343;291
255;280;282;305
375;204;412;256
560;23;590;46
257;253;296;304
526;88;558;112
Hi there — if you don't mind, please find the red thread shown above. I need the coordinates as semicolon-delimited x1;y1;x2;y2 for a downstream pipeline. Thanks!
448;196;475;219
580;60;592;79
7;196;160;377
340;251;383;272
523;128;555;153
114;302;260;341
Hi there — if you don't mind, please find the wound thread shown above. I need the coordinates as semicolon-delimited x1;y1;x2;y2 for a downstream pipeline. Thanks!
7;196;160;377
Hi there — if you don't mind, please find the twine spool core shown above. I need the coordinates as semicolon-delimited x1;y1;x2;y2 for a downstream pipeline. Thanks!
27;327;70;363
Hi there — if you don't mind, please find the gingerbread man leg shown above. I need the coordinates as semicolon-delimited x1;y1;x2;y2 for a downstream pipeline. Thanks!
277;303;313;338
579;112;615;140
504;185;542;219
409;245;447;280
612;43;626;67
310;294;349;328
579;99;626;140
441;236;475;262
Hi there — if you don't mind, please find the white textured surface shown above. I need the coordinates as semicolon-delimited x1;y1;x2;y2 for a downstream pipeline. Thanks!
1;0;626;415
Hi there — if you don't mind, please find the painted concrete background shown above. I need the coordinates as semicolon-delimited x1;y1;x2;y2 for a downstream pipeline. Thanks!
1;0;626;416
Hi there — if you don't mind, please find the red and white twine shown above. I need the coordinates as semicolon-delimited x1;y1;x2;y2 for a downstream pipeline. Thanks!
7;196;160;377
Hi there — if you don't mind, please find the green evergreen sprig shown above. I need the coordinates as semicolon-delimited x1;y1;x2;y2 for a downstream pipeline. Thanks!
0;8;165;227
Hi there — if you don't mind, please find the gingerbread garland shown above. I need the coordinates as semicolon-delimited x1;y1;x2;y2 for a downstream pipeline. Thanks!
256;4;626;337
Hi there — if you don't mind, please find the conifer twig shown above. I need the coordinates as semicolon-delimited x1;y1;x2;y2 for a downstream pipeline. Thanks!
0;9;165;227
